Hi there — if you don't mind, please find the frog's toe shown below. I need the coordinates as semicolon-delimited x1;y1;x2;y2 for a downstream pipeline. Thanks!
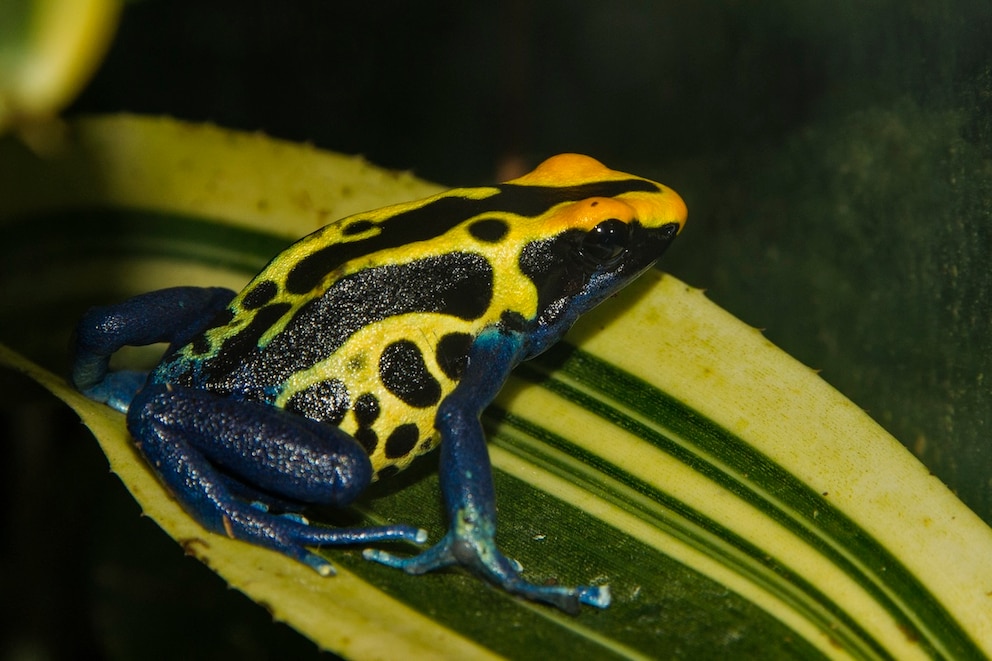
264;537;340;577
578;584;611;609
278;520;427;566
362;543;452;574
280;511;310;525
247;500;310;524
362;527;463;575
300;550;336;576
501;574;610;613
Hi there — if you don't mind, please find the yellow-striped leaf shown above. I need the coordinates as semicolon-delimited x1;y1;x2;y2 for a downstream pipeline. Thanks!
2;115;990;659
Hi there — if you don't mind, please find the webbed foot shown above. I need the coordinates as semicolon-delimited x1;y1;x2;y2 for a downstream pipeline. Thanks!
221;501;428;577
363;513;610;613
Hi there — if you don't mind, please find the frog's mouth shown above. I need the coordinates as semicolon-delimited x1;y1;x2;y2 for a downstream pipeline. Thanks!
630;220;681;269
585;219;681;298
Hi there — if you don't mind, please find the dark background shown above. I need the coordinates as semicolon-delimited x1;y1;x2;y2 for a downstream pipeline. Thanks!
4;1;991;657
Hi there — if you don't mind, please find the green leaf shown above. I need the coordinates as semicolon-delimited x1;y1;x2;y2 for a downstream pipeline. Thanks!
2;115;990;659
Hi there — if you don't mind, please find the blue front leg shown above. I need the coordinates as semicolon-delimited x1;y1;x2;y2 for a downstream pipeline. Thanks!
364;328;611;612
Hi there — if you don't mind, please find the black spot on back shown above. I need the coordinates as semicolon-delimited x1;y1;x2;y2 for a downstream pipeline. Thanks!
377;465;400;480
203;308;235;332
469;218;509;243
190;335;211;355
285;178;660;294
352;393;382;456
185;303;238;356
440;257;493;320
500;310;528;334
380;340;441;408
200;254;492;391
192;254;493;394
436;332;473;380
385;423;420;459
242;280;277;309
354;393;381;426
285;379;350;425
354;427;378;456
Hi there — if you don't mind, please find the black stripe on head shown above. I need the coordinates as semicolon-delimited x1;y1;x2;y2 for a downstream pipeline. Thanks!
518;232;587;321
342;219;376;236
518;221;677;338
498;178;661;215
286;179;660;294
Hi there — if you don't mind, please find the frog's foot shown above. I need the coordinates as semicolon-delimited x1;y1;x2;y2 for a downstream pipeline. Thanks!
252;514;427;576
126;383;429;577
79;369;148;414
224;507;427;577
363;527;610;613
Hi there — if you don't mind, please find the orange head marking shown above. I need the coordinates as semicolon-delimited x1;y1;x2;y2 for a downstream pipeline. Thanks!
506;154;629;187
544;196;636;233
507;154;687;237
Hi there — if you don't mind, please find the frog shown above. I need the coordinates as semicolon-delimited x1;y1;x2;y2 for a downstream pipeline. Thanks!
71;153;687;613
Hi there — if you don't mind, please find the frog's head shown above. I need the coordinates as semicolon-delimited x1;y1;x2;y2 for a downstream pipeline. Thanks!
502;154;687;351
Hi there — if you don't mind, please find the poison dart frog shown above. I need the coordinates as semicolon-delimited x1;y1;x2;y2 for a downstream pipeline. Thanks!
71;154;687;612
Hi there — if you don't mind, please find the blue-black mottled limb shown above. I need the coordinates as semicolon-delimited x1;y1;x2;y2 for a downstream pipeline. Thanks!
126;382;427;574
70;286;236;408
70;285;427;571
363;327;611;612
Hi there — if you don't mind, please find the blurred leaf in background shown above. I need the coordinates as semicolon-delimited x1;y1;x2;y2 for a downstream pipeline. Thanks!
0;0;120;136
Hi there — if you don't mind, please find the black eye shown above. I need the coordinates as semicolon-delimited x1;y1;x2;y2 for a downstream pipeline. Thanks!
579;219;630;266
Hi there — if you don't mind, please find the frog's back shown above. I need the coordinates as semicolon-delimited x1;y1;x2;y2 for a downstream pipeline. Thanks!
155;190;515;474
154;155;683;475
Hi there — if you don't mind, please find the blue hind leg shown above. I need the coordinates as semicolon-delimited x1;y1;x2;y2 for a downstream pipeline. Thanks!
71;287;236;412
73;286;425;573
128;384;426;574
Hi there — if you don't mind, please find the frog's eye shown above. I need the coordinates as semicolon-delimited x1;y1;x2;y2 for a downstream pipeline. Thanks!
579;219;630;267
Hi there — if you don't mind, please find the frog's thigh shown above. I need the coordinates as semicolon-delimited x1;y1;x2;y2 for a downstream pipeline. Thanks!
128;384;373;510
